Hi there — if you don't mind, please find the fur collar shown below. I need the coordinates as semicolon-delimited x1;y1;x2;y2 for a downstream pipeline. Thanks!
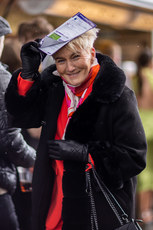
92;53;126;103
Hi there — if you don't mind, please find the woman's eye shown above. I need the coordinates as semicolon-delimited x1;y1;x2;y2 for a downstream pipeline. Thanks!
56;59;65;64
73;55;80;60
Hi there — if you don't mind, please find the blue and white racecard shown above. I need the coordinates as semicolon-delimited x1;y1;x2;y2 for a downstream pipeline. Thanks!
39;12;96;56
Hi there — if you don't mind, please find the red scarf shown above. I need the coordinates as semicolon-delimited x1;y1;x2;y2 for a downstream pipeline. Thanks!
63;64;100;118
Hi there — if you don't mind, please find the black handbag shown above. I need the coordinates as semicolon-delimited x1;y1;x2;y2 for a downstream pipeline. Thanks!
85;162;142;230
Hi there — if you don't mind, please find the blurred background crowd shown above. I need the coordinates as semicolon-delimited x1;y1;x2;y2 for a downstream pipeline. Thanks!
1;0;153;230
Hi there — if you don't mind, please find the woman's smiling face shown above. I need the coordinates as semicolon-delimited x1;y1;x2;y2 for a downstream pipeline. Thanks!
53;46;95;86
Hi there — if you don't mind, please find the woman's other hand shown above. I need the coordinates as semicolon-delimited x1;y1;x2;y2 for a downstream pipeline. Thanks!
47;140;88;162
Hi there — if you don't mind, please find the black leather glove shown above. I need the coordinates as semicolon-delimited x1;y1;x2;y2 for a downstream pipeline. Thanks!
48;140;88;162
20;41;41;79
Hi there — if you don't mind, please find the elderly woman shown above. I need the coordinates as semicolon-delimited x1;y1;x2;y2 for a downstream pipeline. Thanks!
5;23;146;230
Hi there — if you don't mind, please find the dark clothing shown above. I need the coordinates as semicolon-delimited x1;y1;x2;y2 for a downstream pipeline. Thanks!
0;62;36;230
12;171;32;230
5;53;147;230
0;62;36;194
0;193;20;230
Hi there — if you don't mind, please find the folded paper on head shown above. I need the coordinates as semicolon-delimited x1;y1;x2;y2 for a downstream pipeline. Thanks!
39;12;96;56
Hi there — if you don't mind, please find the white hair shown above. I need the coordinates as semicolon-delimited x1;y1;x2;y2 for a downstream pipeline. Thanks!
66;27;100;52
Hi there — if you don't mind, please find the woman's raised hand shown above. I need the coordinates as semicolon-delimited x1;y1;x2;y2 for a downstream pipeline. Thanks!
20;41;41;80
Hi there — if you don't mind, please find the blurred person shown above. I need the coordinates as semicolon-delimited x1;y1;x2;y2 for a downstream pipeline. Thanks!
18;16;54;71
95;39;135;88
5;16;147;230
122;60;137;89
1;37;22;73
0;16;36;230
95;39;122;67
1;27;35;230
132;48;153;229
17;16;54;44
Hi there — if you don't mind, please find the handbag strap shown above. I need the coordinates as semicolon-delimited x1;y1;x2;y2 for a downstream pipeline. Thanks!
86;160;129;228
86;170;99;230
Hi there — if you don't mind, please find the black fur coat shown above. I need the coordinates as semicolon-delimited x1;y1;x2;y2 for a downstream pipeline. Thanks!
5;53;147;230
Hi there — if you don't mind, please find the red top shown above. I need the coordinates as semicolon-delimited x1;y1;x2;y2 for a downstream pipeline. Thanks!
17;73;34;96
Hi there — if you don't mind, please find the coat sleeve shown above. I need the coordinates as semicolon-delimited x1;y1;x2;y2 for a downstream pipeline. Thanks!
0;68;36;167
0;127;36;167
89;88;147;188
5;68;46;128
